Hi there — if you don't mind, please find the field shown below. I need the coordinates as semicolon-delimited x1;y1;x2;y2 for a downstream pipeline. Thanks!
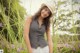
0;0;80;53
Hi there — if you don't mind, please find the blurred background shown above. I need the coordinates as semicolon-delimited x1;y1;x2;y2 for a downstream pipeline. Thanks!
0;0;80;53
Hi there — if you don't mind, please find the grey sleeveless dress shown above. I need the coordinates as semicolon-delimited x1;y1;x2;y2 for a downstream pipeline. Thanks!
29;17;48;49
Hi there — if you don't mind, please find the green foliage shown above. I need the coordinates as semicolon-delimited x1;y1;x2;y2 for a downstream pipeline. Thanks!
0;0;26;42
0;0;27;53
52;0;80;53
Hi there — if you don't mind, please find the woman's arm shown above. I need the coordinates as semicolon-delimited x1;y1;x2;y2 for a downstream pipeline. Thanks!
23;16;33;53
46;25;53;53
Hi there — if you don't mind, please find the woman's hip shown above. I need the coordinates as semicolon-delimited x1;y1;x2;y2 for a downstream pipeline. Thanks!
32;46;49;53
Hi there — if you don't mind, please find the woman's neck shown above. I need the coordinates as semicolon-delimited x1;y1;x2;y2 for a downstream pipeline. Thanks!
37;16;44;25
38;16;44;22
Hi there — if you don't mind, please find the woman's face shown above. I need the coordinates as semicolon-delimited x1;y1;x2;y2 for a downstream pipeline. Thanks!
41;7;51;19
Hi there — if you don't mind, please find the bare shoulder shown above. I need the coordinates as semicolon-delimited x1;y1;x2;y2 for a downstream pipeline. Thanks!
25;16;33;24
26;16;33;21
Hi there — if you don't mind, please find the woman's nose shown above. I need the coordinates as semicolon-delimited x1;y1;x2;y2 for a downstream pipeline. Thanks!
44;12;48;15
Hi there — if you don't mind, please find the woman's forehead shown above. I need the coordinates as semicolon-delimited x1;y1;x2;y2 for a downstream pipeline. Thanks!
43;7;51;13
43;7;50;11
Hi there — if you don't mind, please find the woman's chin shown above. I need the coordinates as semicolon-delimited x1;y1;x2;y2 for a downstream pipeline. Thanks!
41;16;46;19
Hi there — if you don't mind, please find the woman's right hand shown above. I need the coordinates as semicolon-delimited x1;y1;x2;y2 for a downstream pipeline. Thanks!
28;48;33;53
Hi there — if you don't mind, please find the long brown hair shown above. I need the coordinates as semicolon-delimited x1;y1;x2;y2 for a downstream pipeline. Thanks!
32;5;52;31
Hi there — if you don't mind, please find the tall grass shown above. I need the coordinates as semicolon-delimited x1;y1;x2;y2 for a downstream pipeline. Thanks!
51;0;80;53
0;0;28;53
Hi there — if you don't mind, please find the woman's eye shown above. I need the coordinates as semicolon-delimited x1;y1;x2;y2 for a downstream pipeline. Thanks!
45;9;48;11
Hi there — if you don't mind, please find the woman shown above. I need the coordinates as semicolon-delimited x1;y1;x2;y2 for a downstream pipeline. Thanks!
23;2;55;53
